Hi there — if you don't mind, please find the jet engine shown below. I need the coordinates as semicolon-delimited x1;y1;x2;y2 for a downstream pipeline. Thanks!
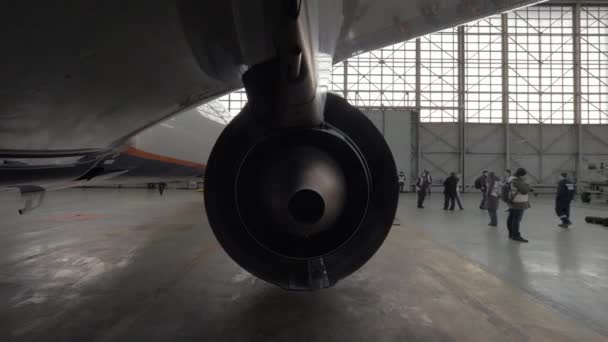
182;0;399;290
204;91;398;290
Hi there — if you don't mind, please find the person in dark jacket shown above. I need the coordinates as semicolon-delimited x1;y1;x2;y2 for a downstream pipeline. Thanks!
485;172;500;226
416;170;431;208
443;172;459;210
555;172;575;228
506;168;531;242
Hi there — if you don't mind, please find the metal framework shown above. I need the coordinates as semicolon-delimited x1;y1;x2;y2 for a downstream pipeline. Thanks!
218;5;607;126
217;89;248;117
580;6;608;124
419;28;459;122
331;41;418;108
466;16;503;123
508;6;575;124
196;100;234;125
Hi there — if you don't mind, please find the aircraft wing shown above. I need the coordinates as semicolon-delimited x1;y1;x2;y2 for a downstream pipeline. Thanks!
334;0;543;61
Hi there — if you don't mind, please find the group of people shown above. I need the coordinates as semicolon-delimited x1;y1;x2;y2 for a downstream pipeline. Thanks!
440;172;463;210
475;168;532;242
406;167;576;243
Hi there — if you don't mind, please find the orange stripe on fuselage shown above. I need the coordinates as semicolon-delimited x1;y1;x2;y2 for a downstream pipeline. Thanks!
124;147;206;169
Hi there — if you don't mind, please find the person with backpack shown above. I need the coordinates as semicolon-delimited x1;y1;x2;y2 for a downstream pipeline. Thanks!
485;172;500;226
500;171;515;208
503;168;531;242
555;172;575;228
474;170;489;209
416;170;431;208
443;172;459;210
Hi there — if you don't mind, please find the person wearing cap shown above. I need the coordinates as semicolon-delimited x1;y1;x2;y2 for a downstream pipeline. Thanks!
506;168;531;242
555;172;575;228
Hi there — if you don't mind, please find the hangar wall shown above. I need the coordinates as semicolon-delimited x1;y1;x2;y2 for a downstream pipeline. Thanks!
362;110;412;187
365;109;608;192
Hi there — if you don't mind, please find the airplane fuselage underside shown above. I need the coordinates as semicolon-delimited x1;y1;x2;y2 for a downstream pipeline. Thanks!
0;0;542;289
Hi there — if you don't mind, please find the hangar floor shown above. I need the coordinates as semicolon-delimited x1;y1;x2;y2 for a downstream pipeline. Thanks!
0;189;606;341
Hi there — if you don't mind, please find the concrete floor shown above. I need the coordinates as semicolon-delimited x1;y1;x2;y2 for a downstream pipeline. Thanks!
397;192;608;336
0;189;606;341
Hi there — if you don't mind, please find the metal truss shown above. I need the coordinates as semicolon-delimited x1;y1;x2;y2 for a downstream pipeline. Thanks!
217;5;607;126
580;6;608;124
217;89;248;117
507;6;575;124
330;41;417;108
419;28;459;122
196;100;236;125
465;16;503;123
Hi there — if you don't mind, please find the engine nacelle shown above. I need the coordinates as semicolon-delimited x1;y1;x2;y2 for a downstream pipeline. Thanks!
204;93;398;290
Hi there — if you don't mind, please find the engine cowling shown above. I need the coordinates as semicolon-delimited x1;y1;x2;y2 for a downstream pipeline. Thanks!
204;93;398;290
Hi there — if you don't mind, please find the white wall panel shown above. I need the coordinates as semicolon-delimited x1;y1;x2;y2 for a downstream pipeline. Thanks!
360;110;608;191
363;110;412;186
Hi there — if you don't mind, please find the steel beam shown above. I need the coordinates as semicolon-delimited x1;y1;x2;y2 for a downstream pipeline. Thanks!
420;125;460;151
415;38;421;178
420;153;455;178
581;126;608;148
573;1;583;180
509;128;542;154
458;26;466;187
343;60;348;100
465;125;503;152
501;13;511;171
539;123;544;184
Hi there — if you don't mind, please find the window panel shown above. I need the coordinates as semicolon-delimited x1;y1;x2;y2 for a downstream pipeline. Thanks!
507;6;574;124
465;15;502;123
217;89;248;117
215;5;606;126
581;6;608;124
420;27;458;122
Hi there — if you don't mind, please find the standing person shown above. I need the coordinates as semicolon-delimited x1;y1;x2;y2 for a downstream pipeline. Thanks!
486;172;500;226
474;170;489;209
504;169;513;184
426;171;433;197
555;172;575;228
416;170;431;208
443;172;459;210
504;168;531;243
455;173;464;210
398;171;406;193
